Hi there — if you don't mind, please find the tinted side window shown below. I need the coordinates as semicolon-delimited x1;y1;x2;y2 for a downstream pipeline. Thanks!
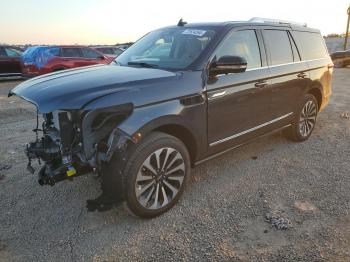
48;47;60;56
96;48;111;54
292;31;327;60
263;30;293;65
215;30;262;69
81;48;101;59
61;48;81;58
113;48;123;56
0;47;6;56
5;48;22;57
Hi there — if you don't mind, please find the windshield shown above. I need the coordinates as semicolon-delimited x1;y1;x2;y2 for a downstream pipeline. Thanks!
115;28;216;70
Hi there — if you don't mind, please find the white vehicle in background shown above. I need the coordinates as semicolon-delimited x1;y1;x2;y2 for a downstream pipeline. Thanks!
91;46;124;58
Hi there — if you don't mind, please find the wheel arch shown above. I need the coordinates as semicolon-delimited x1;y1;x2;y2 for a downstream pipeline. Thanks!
124;116;199;167
115;100;205;166
306;82;323;110
153;124;197;166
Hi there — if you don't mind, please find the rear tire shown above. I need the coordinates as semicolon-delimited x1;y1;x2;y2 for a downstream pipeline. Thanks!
283;94;318;142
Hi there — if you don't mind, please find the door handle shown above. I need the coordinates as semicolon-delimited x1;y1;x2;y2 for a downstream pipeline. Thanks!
255;80;268;88
211;90;226;98
297;72;307;78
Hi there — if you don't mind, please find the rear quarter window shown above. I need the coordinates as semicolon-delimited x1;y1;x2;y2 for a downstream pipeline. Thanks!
292;31;328;60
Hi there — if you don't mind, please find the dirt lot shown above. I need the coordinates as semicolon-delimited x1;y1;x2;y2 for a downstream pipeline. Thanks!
0;69;350;262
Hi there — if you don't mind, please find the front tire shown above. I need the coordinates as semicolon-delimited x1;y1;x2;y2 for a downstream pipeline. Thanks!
123;132;190;218
284;94;318;142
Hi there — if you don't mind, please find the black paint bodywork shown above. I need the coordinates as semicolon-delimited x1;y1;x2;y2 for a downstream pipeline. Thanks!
9;21;333;183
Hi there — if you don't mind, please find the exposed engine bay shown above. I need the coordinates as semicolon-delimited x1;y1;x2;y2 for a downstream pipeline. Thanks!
26;107;133;186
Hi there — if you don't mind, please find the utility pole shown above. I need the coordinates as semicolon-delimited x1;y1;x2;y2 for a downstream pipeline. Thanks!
344;5;350;50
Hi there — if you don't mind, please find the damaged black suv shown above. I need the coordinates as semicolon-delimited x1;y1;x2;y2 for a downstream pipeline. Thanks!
9;18;333;217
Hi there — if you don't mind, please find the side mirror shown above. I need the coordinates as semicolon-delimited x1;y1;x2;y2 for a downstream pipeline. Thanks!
210;56;247;76
98;55;105;60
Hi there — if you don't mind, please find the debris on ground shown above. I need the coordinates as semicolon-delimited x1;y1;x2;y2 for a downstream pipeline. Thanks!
0;164;12;172
251;156;258;160
294;201;318;212
0;174;5;181
340;112;350;119
0;241;6;251
0;164;12;171
265;212;291;230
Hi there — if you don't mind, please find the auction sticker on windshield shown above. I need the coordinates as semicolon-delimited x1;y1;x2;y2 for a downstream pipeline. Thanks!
181;29;207;36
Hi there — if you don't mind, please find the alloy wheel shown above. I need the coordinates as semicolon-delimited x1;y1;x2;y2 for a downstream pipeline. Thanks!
299;100;317;137
135;147;186;209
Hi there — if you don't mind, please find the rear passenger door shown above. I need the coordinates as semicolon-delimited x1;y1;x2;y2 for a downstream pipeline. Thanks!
262;29;309;120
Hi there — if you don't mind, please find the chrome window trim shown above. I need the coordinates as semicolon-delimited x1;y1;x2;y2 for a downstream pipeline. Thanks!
197;124;292;165
209;112;293;146
245;57;326;72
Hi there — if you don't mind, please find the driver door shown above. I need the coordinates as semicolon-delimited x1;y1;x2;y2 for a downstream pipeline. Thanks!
206;29;273;153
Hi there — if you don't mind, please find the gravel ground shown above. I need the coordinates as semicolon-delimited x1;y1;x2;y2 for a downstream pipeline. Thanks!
0;69;350;262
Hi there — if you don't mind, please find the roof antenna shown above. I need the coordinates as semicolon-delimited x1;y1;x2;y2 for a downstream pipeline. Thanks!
177;18;187;26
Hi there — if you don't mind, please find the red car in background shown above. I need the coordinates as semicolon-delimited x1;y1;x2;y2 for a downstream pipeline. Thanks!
0;46;23;77
22;45;114;77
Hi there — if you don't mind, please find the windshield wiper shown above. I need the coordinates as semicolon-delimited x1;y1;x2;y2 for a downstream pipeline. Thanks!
127;61;160;69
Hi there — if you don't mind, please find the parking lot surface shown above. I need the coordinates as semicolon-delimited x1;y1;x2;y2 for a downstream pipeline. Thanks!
0;69;350;261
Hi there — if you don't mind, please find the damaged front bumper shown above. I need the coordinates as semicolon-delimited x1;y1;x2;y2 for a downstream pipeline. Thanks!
25;109;133;186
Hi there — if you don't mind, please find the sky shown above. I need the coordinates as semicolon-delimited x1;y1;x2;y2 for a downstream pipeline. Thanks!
0;0;349;45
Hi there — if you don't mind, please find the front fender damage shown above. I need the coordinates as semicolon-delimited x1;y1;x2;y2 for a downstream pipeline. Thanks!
80;104;133;167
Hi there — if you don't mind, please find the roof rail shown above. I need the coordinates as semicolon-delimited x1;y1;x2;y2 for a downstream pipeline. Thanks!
249;17;307;27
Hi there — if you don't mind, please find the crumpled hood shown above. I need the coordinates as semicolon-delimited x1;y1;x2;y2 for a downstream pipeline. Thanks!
9;64;177;113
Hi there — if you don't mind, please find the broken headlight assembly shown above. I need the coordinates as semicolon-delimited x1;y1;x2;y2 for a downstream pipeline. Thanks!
26;104;133;186
26;110;88;186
